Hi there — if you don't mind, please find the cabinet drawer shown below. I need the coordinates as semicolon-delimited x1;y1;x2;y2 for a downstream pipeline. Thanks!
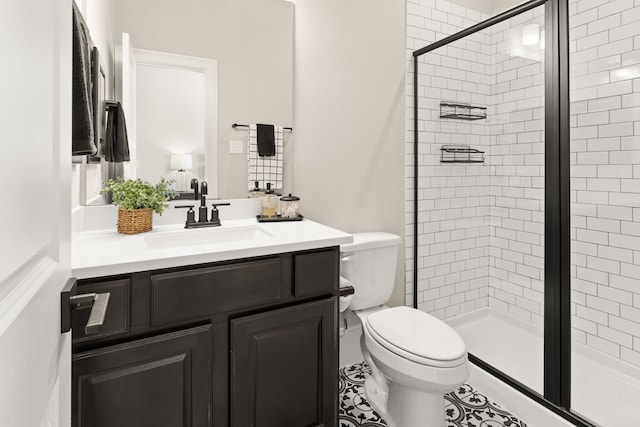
294;248;339;298
151;257;282;325
72;278;130;343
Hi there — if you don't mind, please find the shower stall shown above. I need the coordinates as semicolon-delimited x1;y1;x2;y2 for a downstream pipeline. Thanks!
408;0;640;426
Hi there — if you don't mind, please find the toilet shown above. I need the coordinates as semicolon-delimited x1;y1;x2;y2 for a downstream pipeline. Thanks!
340;232;469;427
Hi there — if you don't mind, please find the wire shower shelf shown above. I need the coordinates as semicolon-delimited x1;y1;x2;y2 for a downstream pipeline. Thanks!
440;145;485;164
440;102;487;120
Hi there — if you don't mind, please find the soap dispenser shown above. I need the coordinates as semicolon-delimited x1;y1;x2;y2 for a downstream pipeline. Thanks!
260;183;278;218
249;181;264;198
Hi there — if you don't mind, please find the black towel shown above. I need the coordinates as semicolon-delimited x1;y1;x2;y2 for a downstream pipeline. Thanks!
71;6;96;155
256;124;276;157
104;102;130;163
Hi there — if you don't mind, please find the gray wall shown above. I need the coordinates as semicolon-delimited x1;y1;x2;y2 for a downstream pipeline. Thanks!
292;0;407;307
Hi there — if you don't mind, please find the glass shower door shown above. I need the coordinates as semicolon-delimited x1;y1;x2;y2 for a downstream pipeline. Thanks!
569;0;640;425
413;3;546;394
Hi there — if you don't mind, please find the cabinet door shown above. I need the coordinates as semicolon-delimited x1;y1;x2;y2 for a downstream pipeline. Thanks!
72;324;211;427
230;298;338;427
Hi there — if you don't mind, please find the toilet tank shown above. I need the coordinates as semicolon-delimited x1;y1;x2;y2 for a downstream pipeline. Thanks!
340;232;401;311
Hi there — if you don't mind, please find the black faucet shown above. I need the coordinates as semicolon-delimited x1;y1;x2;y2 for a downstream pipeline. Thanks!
176;201;231;228
190;178;199;200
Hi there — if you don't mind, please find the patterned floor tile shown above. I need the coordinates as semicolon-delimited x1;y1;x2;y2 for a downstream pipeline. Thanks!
339;362;527;427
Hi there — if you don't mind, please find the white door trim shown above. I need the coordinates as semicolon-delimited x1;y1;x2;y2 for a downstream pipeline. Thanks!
0;250;58;336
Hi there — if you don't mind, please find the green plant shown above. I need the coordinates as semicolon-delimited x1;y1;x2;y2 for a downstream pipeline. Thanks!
101;177;176;215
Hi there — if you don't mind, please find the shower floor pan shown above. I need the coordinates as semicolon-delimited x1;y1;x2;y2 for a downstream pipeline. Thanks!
447;307;640;427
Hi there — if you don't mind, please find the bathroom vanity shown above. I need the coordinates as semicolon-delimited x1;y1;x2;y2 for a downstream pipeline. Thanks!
70;210;351;427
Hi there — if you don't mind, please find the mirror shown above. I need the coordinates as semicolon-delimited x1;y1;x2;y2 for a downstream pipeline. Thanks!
134;49;216;196
74;0;294;205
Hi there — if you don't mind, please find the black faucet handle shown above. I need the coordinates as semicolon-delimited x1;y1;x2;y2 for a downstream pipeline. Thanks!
209;202;230;226
175;205;196;227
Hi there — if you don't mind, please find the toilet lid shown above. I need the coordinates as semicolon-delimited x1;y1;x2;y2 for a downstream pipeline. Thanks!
366;306;466;362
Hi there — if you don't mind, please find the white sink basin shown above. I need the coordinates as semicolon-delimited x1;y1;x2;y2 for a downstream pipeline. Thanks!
144;224;272;249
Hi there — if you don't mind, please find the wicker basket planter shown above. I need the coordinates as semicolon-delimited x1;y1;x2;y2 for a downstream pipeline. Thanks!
117;208;153;234
101;178;175;234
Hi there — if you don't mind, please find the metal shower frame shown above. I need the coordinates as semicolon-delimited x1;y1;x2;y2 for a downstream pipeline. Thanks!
411;1;591;425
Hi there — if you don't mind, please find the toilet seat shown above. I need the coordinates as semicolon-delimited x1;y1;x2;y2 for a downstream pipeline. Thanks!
364;306;467;368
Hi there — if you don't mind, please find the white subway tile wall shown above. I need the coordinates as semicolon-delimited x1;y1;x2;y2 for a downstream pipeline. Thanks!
569;0;640;367
407;1;493;317
406;0;640;368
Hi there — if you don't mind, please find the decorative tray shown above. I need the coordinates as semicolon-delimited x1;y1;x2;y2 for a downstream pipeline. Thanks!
256;214;304;222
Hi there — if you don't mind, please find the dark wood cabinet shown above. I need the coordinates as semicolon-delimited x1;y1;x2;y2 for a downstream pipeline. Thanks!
72;247;339;427
230;298;337;427
72;325;211;427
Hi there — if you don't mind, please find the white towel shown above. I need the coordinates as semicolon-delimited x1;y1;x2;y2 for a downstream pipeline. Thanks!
247;124;284;190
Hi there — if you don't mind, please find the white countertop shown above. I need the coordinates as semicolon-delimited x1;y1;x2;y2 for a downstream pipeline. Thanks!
71;217;353;279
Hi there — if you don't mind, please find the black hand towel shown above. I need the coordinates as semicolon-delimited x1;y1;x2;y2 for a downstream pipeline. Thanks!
256;124;276;157
71;6;96;155
104;102;130;163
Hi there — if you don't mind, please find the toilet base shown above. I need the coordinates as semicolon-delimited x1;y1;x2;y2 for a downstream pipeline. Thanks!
388;381;446;427
364;375;446;427
363;376;389;421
